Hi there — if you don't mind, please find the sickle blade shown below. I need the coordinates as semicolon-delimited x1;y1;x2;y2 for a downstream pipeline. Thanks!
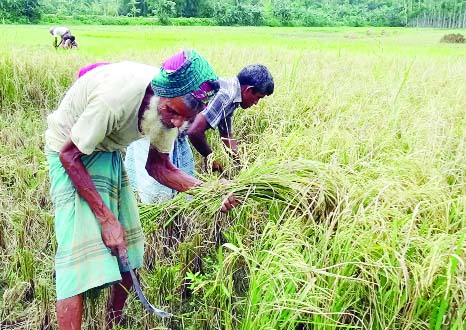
122;254;172;318
128;267;172;318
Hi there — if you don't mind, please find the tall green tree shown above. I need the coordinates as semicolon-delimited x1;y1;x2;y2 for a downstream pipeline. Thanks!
0;0;40;23
152;0;176;23
127;0;141;16
5;0;466;28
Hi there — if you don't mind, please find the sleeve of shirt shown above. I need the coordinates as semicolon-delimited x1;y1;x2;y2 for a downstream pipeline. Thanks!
217;113;233;136
201;92;231;129
70;98;117;155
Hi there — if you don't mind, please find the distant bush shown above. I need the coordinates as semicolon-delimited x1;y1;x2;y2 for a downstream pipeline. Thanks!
299;9;332;27
97;16;159;25
41;14;159;26
170;17;215;26
263;16;283;27
40;14;218;26
213;3;264;26
440;33;465;44
0;0;41;24
41;14;77;24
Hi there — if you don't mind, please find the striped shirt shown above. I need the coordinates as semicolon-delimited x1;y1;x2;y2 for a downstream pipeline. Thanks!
201;77;242;135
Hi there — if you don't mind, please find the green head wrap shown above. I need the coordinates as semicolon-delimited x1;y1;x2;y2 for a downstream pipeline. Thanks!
151;49;218;99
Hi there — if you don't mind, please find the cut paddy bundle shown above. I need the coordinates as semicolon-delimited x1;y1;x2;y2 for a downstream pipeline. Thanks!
140;158;343;230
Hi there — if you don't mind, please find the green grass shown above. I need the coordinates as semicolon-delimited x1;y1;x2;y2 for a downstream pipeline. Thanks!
0;25;465;329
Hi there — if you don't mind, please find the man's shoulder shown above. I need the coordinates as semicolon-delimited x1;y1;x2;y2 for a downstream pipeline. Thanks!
54;26;69;32
100;62;159;81
114;61;157;70
215;77;240;99
219;77;239;90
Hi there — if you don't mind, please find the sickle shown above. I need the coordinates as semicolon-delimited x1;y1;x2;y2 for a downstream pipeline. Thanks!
120;253;172;318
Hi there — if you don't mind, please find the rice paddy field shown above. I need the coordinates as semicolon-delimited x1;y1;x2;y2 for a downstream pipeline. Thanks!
0;24;465;329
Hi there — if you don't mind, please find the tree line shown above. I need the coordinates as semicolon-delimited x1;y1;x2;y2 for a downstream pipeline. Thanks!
1;0;466;28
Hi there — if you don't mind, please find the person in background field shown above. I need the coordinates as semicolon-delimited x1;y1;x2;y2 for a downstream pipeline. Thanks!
124;64;274;204
49;26;76;48
62;35;78;49
45;50;238;330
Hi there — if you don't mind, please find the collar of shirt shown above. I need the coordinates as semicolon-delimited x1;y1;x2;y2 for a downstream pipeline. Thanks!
218;77;242;104
230;77;242;104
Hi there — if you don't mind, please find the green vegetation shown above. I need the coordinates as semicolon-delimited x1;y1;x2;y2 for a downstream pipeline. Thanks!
2;0;466;28
0;25;465;329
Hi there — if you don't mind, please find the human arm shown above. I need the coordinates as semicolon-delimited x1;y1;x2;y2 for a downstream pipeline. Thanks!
187;113;223;171
217;114;241;167
145;146;237;212
187;113;212;158
189;84;241;171
145;145;203;192
218;115;238;155
59;139;126;256
56;28;70;47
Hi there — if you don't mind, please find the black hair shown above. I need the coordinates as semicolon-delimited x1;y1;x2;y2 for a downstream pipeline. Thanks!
237;64;274;95
183;80;220;113
63;35;75;42
182;94;205;114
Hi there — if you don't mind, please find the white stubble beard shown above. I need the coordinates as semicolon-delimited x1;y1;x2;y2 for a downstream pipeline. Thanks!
140;95;189;138
140;95;171;140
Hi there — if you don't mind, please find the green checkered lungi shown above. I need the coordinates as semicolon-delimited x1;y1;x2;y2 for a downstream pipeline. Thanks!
46;149;144;300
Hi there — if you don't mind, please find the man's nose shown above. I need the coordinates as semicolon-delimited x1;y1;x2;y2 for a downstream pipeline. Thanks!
171;117;185;128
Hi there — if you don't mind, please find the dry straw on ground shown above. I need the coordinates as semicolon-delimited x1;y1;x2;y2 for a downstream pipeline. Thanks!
440;33;465;43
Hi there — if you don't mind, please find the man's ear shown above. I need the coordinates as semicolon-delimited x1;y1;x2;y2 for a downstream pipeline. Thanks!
241;85;254;95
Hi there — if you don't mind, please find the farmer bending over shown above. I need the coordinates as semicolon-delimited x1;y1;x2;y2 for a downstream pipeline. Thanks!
124;64;274;203
188;64;274;171
49;26;72;48
44;50;238;330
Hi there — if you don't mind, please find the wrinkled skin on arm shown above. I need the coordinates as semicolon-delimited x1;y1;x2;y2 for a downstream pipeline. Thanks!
59;139;127;257
145;145;203;192
145;94;239;212
145;146;238;212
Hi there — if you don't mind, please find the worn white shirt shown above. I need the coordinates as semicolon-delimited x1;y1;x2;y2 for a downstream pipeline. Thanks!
51;26;70;37
45;61;177;155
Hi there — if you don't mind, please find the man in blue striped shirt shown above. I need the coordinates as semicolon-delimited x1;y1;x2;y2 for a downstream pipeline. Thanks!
188;64;274;171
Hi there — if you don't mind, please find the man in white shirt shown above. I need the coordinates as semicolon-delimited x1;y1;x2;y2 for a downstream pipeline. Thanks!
45;50;238;329
49;26;72;48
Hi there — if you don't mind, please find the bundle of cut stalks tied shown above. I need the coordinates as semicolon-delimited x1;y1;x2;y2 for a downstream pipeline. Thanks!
140;159;341;228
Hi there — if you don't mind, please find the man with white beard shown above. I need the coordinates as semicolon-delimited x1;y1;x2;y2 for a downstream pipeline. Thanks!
44;50;238;330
